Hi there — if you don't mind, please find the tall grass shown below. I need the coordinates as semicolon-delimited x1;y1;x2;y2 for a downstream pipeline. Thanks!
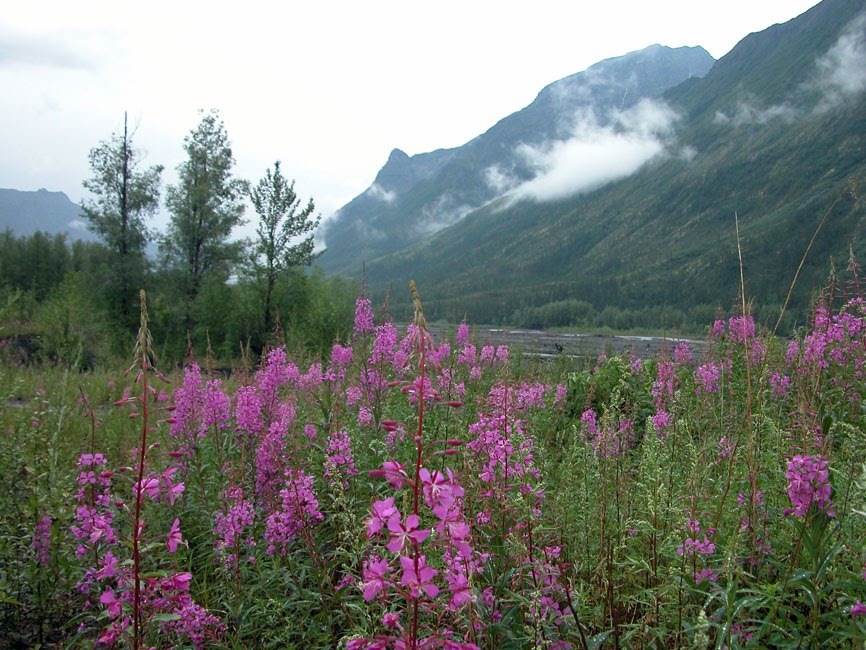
1;276;866;648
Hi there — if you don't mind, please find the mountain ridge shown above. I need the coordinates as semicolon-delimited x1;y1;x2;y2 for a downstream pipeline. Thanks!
0;188;95;242
322;0;866;329
318;44;716;276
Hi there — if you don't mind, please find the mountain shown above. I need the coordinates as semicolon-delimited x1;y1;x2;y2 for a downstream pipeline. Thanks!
0;188;95;241
321;0;866;329
318;44;715;277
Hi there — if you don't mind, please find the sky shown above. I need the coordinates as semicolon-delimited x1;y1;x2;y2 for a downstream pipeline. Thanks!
0;0;822;232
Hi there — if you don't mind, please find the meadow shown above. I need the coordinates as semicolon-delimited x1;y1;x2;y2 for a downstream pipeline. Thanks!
2;277;866;649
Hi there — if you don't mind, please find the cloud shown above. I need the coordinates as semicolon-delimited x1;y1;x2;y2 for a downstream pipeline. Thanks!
813;13;866;110
0;26;96;69
415;194;473;236
366;182;396;203
714;14;866;125
484;165;519;193
715;99;800;126
509;99;678;203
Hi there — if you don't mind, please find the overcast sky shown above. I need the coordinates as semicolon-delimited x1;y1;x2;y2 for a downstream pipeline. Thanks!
1;0;820;230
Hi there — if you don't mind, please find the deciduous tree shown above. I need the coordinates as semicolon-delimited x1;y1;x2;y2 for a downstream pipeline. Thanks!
161;109;248;323
249;161;321;332
81;113;162;325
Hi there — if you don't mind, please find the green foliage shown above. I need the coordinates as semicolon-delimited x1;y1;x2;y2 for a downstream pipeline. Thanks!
81;113;163;329
161;109;249;311
0;229;71;300
248;161;322;339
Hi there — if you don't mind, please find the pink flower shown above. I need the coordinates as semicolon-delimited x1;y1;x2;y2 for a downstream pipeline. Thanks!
96;551;118;580
160;467;185;505
455;322;470;346
851;601;866;616
367;497;400;538
360;557;390;602
354;297;375;334
167;518;187;553
399;555;439;598
370;460;409;490
386;514;430;554
135;476;161;500
169;572;192;592
100;589;122;619
785;454;834;517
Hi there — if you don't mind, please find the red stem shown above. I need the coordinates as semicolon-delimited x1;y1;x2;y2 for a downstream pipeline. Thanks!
132;354;150;649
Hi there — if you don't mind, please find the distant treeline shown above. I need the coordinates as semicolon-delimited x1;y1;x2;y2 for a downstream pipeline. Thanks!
0;229;356;368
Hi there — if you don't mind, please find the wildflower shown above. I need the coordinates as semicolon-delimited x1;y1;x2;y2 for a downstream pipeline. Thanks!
784;454;834;517
399;555;439;598
32;515;52;567
264;469;323;555
367;497;400;537
100;589;123;619
851;601;866;616
695;362;721;394
360;557;391;602
167;518;187;553
354;297;375;334
386;514;430;553
651;409;671;435
324;429;358;488
370;459;409;490
768;371;791;398
95;551;118;580
728;315;756;343
455;322;470;346
674;341;692;364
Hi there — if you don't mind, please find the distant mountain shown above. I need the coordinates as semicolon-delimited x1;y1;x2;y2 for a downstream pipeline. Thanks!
321;0;866;328
0;188;95;241
318;44;715;277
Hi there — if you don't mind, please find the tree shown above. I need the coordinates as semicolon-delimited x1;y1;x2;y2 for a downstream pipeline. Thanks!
161;109;248;321
81;113;162;325
249;161;321;333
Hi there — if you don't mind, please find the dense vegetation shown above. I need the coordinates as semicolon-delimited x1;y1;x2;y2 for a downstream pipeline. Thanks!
2;274;866;648
0;109;355;368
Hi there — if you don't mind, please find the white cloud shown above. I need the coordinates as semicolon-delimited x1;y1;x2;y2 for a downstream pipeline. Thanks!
366;183;396;203
484;165;519;193
679;145;698;162
732;100;799;125
510;99;678;203
416;194;473;236
813;13;866;110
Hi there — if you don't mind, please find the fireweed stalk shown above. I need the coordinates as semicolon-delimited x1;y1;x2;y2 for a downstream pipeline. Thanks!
357;284;482;649
72;291;226;649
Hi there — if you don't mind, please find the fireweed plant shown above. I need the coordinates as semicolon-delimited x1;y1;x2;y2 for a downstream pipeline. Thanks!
3;275;866;647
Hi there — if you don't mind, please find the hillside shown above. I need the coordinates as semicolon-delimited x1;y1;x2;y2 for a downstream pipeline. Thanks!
318;44;715;277
0;188;94;241
323;0;866;329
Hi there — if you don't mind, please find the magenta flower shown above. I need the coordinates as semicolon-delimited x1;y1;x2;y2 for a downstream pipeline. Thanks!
455;322;470;346
99;589;123;619
95;551;118;580
354;297;375;334
851;601;866;617
167;518;186;553
785;454;834;517
361;557;391;602
386;514;430;553
32;515;52;567
399;555;439;598
370;459;409;490
367;497;400;538
160;466;185;505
